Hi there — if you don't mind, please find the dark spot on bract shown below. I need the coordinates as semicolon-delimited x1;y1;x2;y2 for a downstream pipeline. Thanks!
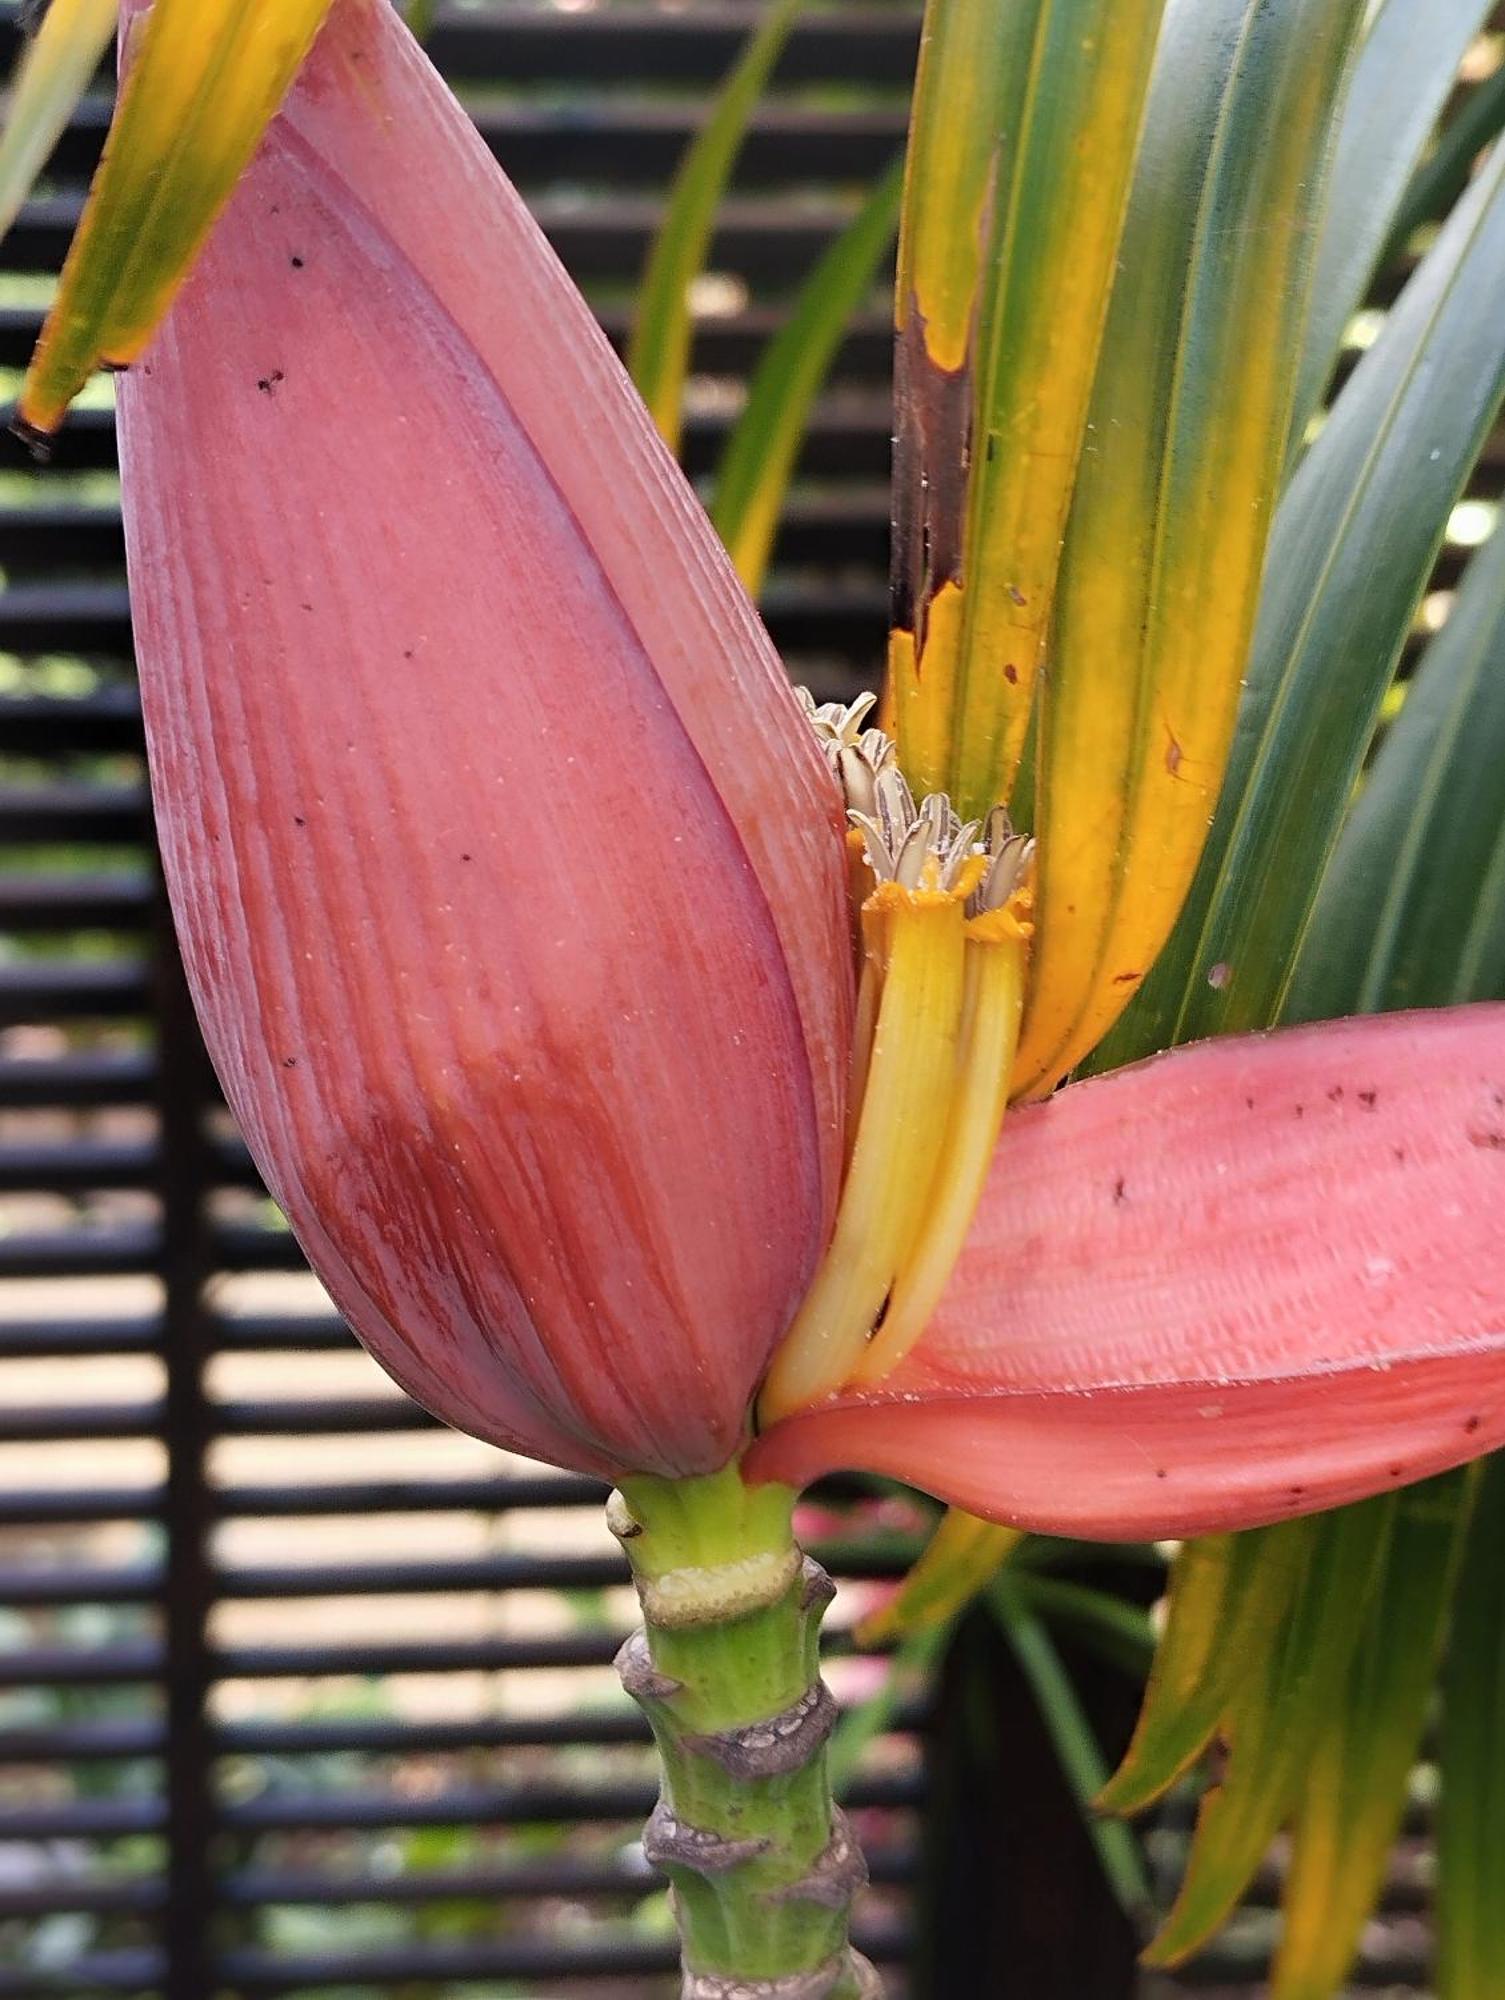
1113;969;1140;985
256;369;286;395
1003;663;1018;685
1113;1176;1127;1205
1008;584;1027;607
1358;1089;1378;1109
282;1055;298;1069
1393;1144;1407;1163
1389;1465;1404;1480
293;815;305;827
1289;1485;1306;1498
402;648;415;660
1245;1095;1255;1111
290;254;305;269
1327;1085;1344;1102
1466;1415;1482;1435
1294;1103;1305;1118
1155;1469;1168;1480
460;852;472;863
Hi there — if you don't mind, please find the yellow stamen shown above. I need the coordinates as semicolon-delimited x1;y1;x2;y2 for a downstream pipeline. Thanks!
852;898;1029;1386
759;884;969;1422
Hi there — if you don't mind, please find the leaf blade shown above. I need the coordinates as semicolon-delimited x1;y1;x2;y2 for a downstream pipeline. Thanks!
625;0;804;452
1089;133;1505;1070
1012;0;1368;1097
710;155;902;597
887;0;1165;816
20;0;337;433
0;0;117;248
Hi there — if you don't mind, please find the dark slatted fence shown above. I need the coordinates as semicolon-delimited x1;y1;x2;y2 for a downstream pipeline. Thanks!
0;3;1497;1996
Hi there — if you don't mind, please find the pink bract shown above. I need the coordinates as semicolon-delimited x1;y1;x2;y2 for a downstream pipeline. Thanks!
749;1006;1505;1535
117;0;851;1480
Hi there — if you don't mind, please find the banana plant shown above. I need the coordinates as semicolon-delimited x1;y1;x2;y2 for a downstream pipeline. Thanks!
8;2;1505;1995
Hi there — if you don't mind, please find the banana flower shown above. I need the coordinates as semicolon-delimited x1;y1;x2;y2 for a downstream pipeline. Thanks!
95;2;1505;1991
118;0;1505;1665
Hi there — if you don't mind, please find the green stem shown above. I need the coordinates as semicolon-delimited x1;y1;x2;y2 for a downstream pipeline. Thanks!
611;1461;880;1999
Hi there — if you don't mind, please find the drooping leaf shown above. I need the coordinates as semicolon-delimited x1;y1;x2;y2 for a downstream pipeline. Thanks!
886;0;1164;818
855;1504;1024;1647
1272;1471;1473;2000
0;0;117;248
19;0;337;434
1289;0;1493;449
1011;0;1367;1099
625;0;804;452
1438;1454;1505;1999
711;154;902;597
1385;52;1505;264
1089;134;1505;1071
991;1576;1153;1924
1286;519;1505;1024
1098;1526;1310;1817
1143;1497;1395;1967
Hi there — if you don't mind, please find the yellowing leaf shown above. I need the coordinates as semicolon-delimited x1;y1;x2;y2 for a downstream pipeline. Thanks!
0;0;117;247
1011;0;1368;1099
888;0;1164;820
20;0;336;434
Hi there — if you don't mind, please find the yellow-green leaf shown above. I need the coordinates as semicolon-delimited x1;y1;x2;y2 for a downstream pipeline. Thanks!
1089;131;1505;1067
1010;0;1367;1099
1273;1472;1473;2000
0;0;116;248
886;0;1164;819
855;1505;1024;1648
626;0;804;453
20;0;336;435
1439;1456;1505;1999
711;155;901;597
1098;1523;1308;1818
1144;1497;1393;1968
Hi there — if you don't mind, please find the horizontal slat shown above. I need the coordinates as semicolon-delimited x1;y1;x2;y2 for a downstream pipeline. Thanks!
0;871;150;930
0;784;146;844
0;1536;918;1607
0;4;924;90
29;90;907;189
0;1772;919;1843
0;1948;162;1998
3;190;867;285
0;483;898;578
0;1051;154;1111
0;395;894;474
0;957;146;1023
0;1702;927;1765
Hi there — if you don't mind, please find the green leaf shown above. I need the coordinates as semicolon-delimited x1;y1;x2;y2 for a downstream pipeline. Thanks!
1143;1498;1394;1967
1289;0;1493;448
854;1503;1024;1648
1098;1524;1310;1818
1089;133;1505;1071
827;1621;945;1800
1273;1471;1474;2000
1385;55;1505;263
0;0;117;248
710;155;901;597
887;0;1165;817
1012;0;1368;1099
1013;1575;1158;1682
625;0;804;452
1286;517;1505;1021
1439;1456;1505;1999
20;0;336;434
990;1576;1153;1924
